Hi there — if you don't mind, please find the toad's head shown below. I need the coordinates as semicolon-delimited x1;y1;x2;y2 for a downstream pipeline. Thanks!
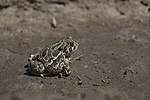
28;54;45;75
62;36;79;57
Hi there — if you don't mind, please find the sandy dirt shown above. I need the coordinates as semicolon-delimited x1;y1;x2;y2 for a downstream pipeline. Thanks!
0;0;150;100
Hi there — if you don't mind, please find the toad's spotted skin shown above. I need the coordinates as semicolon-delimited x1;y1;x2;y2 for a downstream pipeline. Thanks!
28;36;79;77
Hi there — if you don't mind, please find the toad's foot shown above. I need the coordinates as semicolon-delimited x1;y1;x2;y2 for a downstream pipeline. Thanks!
40;74;45;78
62;68;71;76
58;73;63;78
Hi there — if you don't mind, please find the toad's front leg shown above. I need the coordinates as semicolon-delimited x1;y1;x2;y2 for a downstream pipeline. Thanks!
62;65;71;76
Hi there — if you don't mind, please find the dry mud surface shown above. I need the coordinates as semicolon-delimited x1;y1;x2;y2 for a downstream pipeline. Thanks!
0;0;150;100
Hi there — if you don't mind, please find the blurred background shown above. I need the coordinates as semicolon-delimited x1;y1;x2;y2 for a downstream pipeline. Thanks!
0;0;150;100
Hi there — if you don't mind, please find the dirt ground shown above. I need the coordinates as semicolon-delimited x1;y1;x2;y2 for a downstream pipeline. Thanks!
0;0;150;100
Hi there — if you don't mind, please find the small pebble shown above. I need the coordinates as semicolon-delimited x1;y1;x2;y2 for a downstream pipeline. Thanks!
51;17;57;28
78;81;82;85
92;83;99;86
101;79;106;83
41;81;44;84
84;65;88;68
77;76;82;85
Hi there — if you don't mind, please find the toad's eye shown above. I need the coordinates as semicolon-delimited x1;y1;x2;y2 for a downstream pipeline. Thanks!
70;42;75;46
70;45;78;51
39;65;44;69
